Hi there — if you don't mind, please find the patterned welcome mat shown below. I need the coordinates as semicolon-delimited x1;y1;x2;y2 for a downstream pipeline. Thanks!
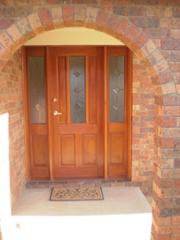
50;185;104;201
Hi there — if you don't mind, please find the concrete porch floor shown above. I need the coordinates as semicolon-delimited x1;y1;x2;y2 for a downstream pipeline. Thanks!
13;185;151;216
3;184;153;240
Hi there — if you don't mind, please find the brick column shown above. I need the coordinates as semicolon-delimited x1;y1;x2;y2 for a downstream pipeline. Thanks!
152;95;180;240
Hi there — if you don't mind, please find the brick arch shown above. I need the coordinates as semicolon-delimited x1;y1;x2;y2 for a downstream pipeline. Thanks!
0;4;178;240
0;5;176;95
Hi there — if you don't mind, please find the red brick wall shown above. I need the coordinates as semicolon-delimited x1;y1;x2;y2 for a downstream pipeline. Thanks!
132;55;156;185
0;49;26;207
0;1;179;240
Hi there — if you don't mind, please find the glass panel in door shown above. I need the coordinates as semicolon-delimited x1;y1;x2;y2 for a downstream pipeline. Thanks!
69;56;86;123
109;56;125;122
28;56;47;124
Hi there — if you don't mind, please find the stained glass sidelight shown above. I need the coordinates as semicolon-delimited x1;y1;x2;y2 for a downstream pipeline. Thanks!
109;56;125;122
28;57;47;124
69;56;86;123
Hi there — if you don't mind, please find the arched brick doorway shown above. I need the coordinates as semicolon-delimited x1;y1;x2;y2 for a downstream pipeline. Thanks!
0;5;178;240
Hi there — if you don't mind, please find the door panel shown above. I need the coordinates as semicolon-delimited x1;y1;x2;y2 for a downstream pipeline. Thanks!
107;47;128;178
30;125;49;178
31;129;49;166
60;134;76;166
88;56;98;123
57;56;67;124
47;47;104;178
83;134;97;165
26;47;50;179
110;133;124;164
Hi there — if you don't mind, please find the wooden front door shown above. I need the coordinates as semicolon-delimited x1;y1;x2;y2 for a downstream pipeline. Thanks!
47;47;104;178
25;46;131;180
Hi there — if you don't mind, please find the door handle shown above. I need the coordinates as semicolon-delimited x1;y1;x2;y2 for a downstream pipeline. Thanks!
53;110;62;116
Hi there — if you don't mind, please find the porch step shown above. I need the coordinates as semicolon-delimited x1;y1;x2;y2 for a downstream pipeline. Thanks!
8;186;152;240
3;213;152;240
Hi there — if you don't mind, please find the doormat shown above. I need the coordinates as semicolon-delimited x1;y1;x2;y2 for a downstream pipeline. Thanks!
50;185;104;201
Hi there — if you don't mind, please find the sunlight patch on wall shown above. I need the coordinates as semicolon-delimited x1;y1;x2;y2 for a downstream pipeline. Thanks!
24;27;124;46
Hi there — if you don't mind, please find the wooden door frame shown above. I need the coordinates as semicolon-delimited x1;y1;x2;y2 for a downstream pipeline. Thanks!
103;46;132;180
23;46;50;179
127;49;132;180
22;46;31;180
23;45;132;180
